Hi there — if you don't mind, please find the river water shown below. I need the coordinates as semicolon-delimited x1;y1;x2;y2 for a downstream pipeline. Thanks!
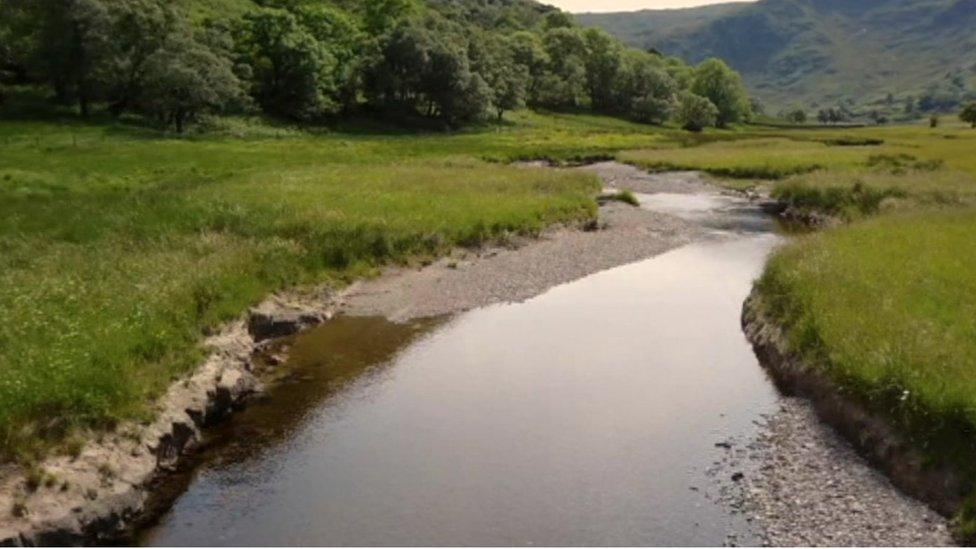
142;187;783;546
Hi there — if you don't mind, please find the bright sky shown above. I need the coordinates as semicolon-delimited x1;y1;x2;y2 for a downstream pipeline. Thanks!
549;0;755;13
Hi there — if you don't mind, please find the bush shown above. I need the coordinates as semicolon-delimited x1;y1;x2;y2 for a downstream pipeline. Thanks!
676;92;717;132
961;102;976;129
772;180;905;219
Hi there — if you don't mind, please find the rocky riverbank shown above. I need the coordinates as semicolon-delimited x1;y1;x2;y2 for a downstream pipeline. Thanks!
738;293;956;546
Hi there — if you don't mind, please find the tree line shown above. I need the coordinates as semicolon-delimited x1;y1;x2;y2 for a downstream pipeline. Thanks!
0;0;753;132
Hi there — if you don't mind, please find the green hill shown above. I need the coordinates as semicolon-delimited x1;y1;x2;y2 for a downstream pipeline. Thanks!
579;0;976;114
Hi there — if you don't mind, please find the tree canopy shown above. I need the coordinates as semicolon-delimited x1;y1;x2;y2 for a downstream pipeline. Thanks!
0;0;750;132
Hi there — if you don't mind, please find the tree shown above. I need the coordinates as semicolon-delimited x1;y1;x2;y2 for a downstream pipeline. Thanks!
422;37;490;125
542;11;575;31
538;27;587;108
961;102;976;128
139;30;246;132
29;0;113;116
473;34;528;121
783;108;807;124
509;31;549;106
691;58;750;127
363;21;432;112
750;97;765;116
361;0;420;34
295;4;364;112
614;50;676;124
676;92;717;132
582;28;622;112
101;0;181;116
363;19;493;125
238;8;339;120
0;1;32;86
817;107;846;125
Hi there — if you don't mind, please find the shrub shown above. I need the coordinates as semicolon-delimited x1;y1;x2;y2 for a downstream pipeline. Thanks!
961;102;976;129
676;92;717;133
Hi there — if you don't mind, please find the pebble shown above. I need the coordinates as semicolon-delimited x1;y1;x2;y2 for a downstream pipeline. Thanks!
713;397;954;546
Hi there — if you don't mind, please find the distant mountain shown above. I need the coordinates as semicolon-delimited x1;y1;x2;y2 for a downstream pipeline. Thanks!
579;0;976;113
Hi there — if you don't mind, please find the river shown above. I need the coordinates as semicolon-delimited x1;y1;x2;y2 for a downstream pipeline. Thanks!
141;185;783;546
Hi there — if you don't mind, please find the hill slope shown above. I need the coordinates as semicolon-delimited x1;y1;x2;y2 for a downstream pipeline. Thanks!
579;0;976;112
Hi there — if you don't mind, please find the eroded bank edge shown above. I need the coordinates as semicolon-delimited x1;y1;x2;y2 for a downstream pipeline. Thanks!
742;292;970;542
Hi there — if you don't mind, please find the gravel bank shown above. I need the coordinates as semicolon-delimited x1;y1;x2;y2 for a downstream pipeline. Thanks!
710;398;953;546
341;164;709;320
743;398;952;546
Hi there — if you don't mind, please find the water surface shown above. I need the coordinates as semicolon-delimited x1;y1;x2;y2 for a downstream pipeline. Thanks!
143;191;781;546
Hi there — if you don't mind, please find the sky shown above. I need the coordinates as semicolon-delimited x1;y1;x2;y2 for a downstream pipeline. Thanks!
547;0;755;13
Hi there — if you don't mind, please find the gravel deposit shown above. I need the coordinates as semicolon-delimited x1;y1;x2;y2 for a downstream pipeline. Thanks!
713;397;953;546
340;164;710;320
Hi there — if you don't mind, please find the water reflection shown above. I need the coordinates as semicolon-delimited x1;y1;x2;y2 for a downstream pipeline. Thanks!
143;232;781;546
636;192;778;234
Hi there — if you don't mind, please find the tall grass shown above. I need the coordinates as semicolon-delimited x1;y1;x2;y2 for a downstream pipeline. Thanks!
618;138;870;179
756;211;976;474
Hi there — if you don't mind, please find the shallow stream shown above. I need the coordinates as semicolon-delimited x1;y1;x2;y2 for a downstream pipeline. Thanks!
142;185;783;546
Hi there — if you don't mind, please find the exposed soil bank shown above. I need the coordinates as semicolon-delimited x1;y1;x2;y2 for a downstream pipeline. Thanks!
0;295;336;546
741;293;955;545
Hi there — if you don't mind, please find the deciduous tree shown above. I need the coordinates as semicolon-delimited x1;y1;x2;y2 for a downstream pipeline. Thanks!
238;8;338;120
676;92;717;132
139;30;246;132
961;102;976;128
691;58;750;127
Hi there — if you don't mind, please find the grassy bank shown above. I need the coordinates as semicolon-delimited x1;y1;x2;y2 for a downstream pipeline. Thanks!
619;119;976;217
0;109;684;461
756;211;976;437
753;212;976;529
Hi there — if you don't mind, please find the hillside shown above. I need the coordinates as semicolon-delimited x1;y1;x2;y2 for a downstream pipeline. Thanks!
579;0;976;113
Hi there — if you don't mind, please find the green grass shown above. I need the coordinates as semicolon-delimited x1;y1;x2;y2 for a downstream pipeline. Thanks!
7;91;976;541
616;119;976;213
600;189;640;206
0;107;686;460
618;138;870;179
754;211;976;480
